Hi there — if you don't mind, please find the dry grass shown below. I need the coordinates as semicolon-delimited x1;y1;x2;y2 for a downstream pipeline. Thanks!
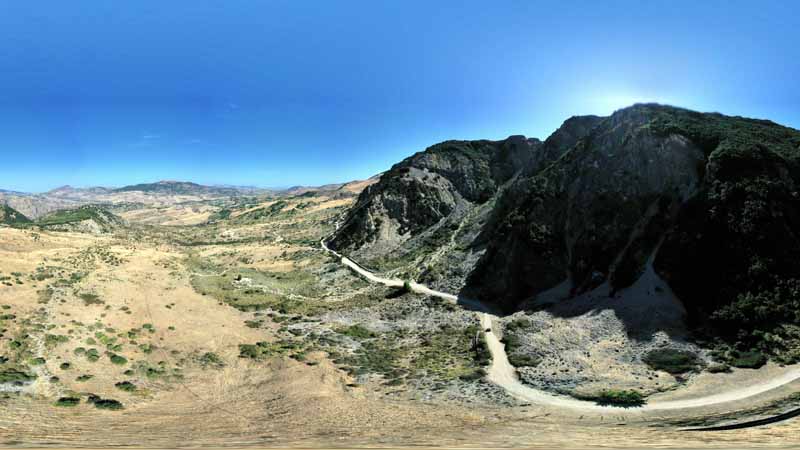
1;193;800;447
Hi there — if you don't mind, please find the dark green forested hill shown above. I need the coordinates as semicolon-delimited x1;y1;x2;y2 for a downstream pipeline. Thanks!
470;104;800;365
0;204;31;225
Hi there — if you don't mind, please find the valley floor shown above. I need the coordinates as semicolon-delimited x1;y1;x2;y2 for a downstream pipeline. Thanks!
0;194;799;448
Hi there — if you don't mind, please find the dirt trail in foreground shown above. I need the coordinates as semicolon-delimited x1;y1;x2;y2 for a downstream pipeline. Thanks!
323;238;800;413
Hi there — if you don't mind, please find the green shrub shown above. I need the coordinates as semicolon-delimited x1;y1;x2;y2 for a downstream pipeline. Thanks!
45;334;69;347
114;381;136;392
0;369;36;383
79;293;104;306
109;354;128;365
54;396;80;407
731;351;767;368
86;348;100;362
469;326;492;367
338;324;375;340
706;362;731;373
508;353;541;367
458;368;486;381
138;343;154;354
244;320;263;329
199;352;225;368
642;349;701;374
238;344;261;359
505;319;534;333
583;389;646;407
93;398;123;410
238;340;299;360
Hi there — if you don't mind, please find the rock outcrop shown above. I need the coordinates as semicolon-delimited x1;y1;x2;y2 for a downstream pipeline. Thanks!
328;136;542;278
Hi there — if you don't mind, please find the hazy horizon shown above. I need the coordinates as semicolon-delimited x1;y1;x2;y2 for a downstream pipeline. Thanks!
2;1;799;192
4;101;800;194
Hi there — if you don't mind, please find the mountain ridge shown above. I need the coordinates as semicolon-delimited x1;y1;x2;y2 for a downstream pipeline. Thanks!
330;103;800;365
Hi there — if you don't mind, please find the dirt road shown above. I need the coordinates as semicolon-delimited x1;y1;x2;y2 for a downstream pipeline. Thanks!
322;238;800;412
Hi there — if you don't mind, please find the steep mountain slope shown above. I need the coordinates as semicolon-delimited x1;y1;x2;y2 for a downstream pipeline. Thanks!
0;204;32;226
469;105;707;306
282;175;381;198
0;192;81;219
36;205;126;233
328;136;542;288
332;103;800;364
467;104;800;362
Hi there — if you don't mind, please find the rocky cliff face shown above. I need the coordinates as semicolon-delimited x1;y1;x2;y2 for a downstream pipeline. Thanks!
333;103;800;363
327;136;542;287
469;105;708;308
469;104;800;362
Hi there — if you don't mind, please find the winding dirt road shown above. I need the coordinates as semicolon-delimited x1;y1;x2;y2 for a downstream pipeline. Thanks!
321;238;800;412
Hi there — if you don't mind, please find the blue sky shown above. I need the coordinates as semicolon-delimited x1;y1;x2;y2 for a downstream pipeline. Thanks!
1;1;798;192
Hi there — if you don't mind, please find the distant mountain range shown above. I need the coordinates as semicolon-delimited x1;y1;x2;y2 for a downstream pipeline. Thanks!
0;179;377;219
44;181;270;198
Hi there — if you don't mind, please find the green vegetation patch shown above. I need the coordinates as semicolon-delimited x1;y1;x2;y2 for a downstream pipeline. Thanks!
190;267;325;314
642;348;702;374
0;369;36;383
578;389;646;407
54;396;80;407
27;357;46;366
731;350;768;369
337;324;376;340
89;397;124;411
114;381;136;392
327;323;490;385
79;293;104;306
108;354;128;365
45;334;69;347
238;339;304;360
0;205;32;226
198;352;225;369
502;318;540;368
232;201;288;223
508;353;541;367
37;206;118;227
